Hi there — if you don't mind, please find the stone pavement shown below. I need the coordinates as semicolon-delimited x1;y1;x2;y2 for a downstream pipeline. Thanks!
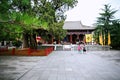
89;50;120;66
0;50;120;80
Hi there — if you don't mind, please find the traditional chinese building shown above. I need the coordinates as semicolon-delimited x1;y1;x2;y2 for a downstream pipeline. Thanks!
63;21;95;44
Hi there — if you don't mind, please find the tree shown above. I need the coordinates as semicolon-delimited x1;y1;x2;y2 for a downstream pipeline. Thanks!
21;0;77;46
94;4;117;45
32;0;78;23
0;0;41;48
48;21;67;43
0;0;77;48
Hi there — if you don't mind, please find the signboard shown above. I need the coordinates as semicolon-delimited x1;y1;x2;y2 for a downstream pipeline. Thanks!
85;34;92;42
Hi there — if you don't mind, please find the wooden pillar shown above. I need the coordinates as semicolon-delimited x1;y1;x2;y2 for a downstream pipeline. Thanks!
70;34;72;43
83;35;86;43
77;34;79;39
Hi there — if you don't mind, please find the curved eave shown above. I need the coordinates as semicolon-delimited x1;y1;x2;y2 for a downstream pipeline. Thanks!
63;21;96;30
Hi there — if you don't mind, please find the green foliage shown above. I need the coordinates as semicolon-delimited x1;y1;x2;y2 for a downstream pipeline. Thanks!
96;4;117;31
32;0;78;23
49;21;67;41
110;20;120;49
12;40;22;48
12;0;31;12
0;0;11;21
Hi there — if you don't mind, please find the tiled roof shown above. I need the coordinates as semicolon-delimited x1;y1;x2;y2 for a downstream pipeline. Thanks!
63;21;95;30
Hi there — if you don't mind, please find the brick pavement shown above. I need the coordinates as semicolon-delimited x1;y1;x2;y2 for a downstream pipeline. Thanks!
0;51;120;80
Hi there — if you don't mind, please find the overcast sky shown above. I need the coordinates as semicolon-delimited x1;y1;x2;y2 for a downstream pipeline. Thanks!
65;0;120;26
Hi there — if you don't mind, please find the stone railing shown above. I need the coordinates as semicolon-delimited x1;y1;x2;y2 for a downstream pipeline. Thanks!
85;45;111;51
54;44;111;51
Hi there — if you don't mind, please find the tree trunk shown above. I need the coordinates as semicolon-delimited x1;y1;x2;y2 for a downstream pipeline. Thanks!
22;33;29;48
29;33;37;49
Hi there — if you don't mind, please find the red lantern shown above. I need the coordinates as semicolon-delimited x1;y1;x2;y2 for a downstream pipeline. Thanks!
36;36;41;40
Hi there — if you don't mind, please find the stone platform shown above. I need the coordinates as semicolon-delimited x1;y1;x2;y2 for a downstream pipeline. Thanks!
0;50;120;80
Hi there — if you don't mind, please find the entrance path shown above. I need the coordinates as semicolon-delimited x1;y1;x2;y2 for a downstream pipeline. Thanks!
0;51;120;80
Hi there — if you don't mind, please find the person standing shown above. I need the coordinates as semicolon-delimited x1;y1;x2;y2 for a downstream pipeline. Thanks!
77;43;83;54
83;43;86;53
80;41;86;53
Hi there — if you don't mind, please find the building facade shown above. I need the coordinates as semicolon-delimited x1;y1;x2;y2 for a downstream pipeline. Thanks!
63;21;95;44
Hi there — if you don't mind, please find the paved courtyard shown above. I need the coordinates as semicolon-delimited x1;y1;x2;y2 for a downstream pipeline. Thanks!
0;50;120;80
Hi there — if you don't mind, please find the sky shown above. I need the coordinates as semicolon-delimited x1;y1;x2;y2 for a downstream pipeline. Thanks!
65;0;120;26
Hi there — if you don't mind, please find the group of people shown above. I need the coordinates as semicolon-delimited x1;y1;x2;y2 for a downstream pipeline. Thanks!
77;41;86;54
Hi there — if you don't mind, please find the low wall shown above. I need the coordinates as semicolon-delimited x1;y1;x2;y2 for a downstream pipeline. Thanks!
0;46;8;52
0;46;54;56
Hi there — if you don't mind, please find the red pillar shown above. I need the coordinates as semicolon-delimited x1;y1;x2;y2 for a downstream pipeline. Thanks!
28;48;31;56
12;48;15;55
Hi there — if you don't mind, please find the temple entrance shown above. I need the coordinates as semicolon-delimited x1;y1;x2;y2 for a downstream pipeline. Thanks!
72;34;77;44
63;34;85;44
